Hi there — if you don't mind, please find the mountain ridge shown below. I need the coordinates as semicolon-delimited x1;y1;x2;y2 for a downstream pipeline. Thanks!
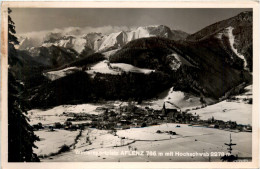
17;25;189;54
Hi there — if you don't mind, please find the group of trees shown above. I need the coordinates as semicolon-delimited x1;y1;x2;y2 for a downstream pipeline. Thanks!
8;8;40;162
28;69;172;108
92;71;171;101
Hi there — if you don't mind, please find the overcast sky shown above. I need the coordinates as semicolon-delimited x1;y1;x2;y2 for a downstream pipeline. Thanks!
11;8;251;34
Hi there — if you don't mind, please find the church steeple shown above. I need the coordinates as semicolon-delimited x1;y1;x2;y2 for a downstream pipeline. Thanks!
162;102;167;115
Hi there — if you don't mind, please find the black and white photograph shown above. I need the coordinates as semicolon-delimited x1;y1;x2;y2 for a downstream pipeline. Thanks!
1;1;259;168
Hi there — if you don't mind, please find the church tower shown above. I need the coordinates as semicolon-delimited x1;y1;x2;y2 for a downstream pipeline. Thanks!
162;102;167;116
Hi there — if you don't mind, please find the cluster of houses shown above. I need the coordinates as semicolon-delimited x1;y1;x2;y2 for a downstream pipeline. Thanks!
32;121;83;131
32;102;252;132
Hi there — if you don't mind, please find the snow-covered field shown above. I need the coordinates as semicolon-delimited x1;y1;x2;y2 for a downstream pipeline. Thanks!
189;100;251;125
189;85;252;125
28;104;102;125
86;60;155;77
34;129;80;156
41;123;251;162
117;125;181;141
142;87;215;110
74;129;133;152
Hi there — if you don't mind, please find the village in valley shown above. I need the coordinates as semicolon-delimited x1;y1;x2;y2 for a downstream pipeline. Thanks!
31;101;252;133
28;86;252;162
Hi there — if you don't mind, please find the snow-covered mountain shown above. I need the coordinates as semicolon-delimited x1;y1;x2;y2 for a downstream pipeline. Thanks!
94;25;176;52
42;35;86;53
17;25;188;54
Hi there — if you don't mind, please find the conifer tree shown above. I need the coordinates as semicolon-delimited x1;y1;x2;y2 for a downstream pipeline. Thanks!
8;8;40;162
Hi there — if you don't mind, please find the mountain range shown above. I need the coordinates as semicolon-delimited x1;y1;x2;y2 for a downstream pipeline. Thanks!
10;11;252;109
18;25;189;53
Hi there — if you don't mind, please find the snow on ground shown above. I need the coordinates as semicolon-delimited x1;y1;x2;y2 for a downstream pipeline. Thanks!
86;60;120;76
189;101;251;125
73;129;133;152
117;125;181;141
86;60;155;77
34;129;80;156
44;59;155;80
225;26;247;68
189;85;252;125
110;63;155;74
71;120;92;125
28;104;102;125
142;87;215;111
42;123;251;162
43;67;80;81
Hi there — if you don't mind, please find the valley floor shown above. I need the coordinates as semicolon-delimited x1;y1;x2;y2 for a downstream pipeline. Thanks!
29;85;252;162
39;123;251;162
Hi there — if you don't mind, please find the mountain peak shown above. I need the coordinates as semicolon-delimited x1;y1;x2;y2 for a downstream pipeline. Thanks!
235;11;252;22
187;10;253;41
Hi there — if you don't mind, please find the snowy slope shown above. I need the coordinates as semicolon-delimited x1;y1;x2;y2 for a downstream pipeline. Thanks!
225;26;248;69
98;31;127;51
110;63;155;74
86;60;155;77
189;85;252;125
43;60;155;81
34;130;80;156
189;100;251;125
43;67;81;81
86;60;120;76
142;87;215;111
216;27;248;70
